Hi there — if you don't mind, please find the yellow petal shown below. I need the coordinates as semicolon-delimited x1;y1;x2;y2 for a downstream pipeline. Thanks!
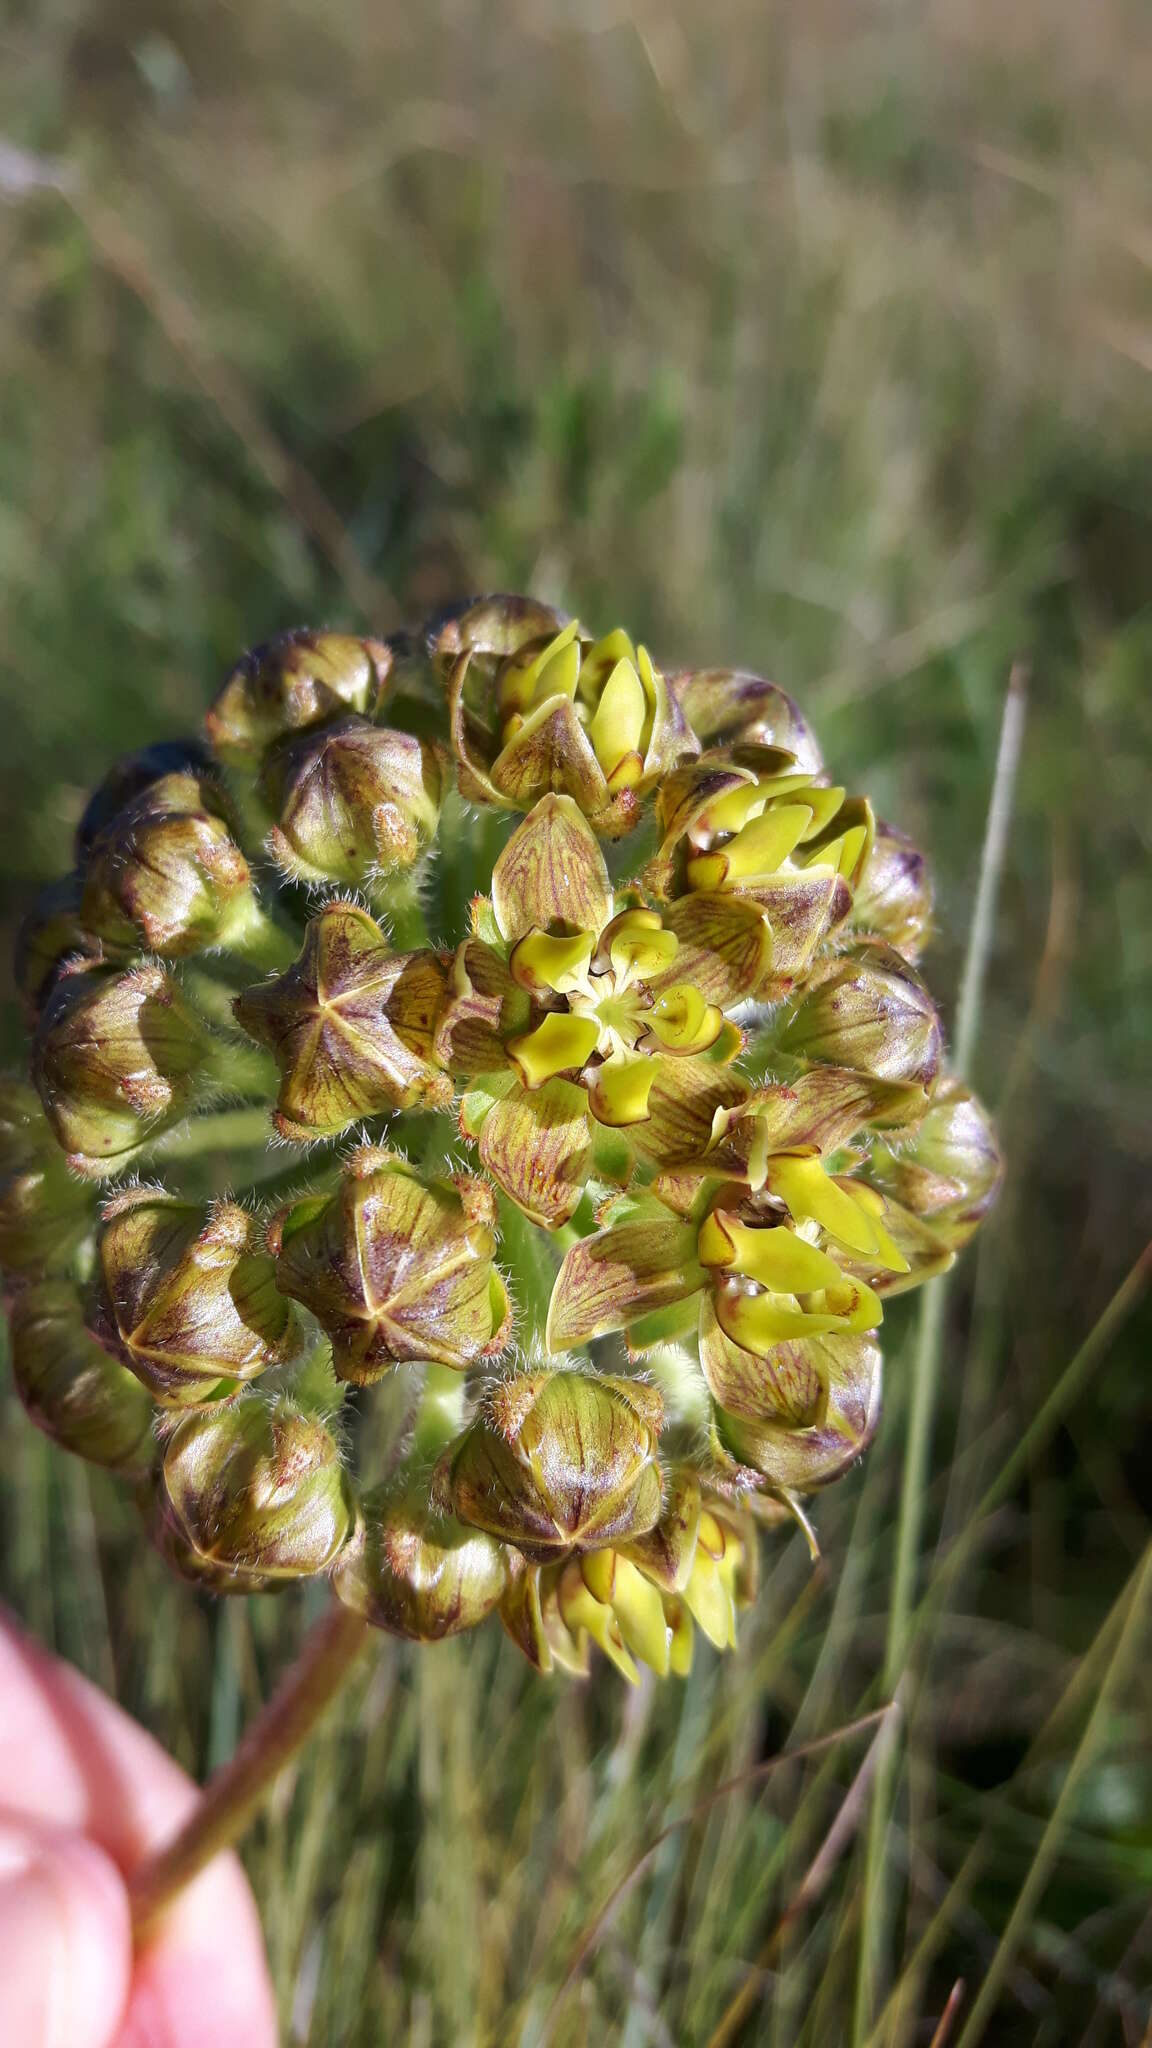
508;1012;601;1089
509;929;595;996
589;658;647;780
644;983;723;1056
586;1055;657;1128
767;1154;892;1259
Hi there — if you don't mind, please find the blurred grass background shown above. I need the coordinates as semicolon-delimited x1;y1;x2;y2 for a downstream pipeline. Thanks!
2;2;1152;2041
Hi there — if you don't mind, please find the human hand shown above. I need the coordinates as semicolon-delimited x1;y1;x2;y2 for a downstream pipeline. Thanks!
0;1609;278;2047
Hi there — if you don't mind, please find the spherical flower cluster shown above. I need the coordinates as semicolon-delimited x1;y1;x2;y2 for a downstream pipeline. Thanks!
2;601;1000;1683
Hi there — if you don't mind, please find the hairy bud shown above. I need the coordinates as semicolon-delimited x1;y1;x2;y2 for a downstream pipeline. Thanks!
776;941;942;1100
449;1369;664;1561
91;1190;296;1405
867;1077;1002;1249
161;1398;355;1578
233;904;451;1139
271;1151;510;1382
32;962;208;1175
9;1279;155;1471
205;630;394;767
332;1480;510;1641
0;1079;94;1276
260;717;444;893
849;821;933;961
80;771;260;960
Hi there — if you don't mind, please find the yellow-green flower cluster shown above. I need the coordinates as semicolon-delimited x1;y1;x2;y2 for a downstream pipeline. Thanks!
1;600;1000;1683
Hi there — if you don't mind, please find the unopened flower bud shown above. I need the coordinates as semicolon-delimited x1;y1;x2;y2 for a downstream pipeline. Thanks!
80;771;262;960
332;1479;509;1641
776;941;942;1099
425;593;571;670
32;962;208;1175
160;1398;355;1578
91;1190;297;1406
9;1279;155;1471
204;629;394;767
14;874;105;1018
709;1328;883;1494
141;1479;275;1595
261;717;443;893
233;905;452;1140
271;1151;510;1382
449;1369;664;1561
75;739;215;857
670;668;823;772
867;1076;1002;1250
0;1079;94;1275
850;821;933;961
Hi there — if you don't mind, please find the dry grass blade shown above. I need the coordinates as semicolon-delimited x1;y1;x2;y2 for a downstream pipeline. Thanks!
541;1706;893;2044
705;1701;901;2048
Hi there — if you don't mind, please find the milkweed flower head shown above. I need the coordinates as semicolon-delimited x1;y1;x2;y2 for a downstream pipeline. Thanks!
2;600;1000;1683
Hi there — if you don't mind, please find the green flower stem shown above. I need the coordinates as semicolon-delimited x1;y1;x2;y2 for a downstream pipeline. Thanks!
224;898;303;973
200;1035;281;1100
374;873;431;952
129;1599;371;1942
495;1193;560;1354
146;1106;274;1160
412;1362;467;1459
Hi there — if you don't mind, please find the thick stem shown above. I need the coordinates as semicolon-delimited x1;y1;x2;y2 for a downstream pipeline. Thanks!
129;1600;371;1941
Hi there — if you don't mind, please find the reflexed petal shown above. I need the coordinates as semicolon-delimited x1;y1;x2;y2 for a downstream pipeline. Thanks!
547;1216;703;1351
766;1154;894;1260
508;1011;601;1088
714;1266;883;1351
698;1211;846;1294
478;1078;591;1227
687;801;815;889
491;794;614;942
585;1053;658;1128
644;984;723;1056
510;928;595;995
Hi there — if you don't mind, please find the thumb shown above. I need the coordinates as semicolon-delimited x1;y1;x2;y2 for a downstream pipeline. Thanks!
0;1816;132;2048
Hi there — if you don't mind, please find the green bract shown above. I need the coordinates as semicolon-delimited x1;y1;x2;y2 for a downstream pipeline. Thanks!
1;597;1000;1684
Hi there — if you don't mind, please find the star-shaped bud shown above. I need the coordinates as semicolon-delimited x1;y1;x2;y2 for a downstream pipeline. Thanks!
233;903;452;1140
270;1150;510;1382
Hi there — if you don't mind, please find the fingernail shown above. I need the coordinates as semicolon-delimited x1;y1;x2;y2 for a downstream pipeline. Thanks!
0;1825;131;2048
